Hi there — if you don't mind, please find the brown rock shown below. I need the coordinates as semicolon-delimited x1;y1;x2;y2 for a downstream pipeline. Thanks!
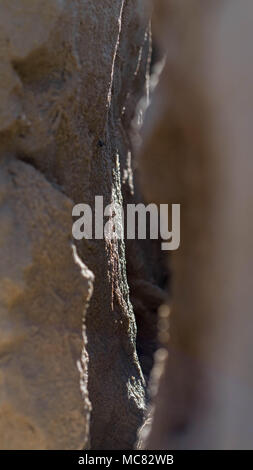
0;158;93;449
0;0;154;449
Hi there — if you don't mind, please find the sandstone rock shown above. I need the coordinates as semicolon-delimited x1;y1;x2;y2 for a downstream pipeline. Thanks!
0;158;93;449
0;0;153;449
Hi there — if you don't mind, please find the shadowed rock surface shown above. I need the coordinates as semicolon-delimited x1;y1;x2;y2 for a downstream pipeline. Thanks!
0;0;159;450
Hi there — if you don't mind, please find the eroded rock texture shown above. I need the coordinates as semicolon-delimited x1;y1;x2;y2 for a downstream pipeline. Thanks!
0;0;154;449
139;0;253;450
75;1;153;450
0;159;93;449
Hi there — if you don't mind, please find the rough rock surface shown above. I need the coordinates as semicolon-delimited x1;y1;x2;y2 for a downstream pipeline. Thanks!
0;158;93;449
139;0;253;450
0;0;155;449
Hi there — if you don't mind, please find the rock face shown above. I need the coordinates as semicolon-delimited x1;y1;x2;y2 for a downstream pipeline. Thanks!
0;159;93;449
139;0;253;450
0;0;153;449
